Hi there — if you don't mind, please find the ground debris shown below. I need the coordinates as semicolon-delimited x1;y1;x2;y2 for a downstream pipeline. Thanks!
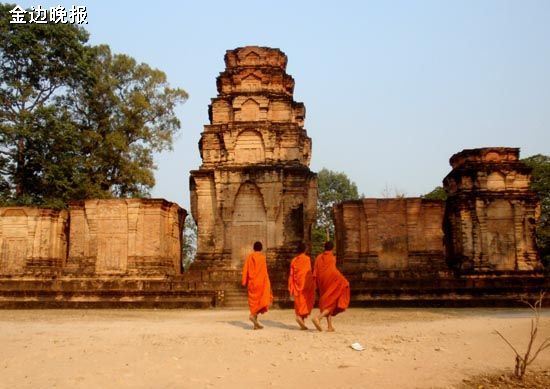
457;370;550;388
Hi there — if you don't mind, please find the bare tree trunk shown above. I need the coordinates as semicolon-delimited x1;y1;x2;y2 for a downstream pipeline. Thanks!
495;292;550;380
15;137;24;196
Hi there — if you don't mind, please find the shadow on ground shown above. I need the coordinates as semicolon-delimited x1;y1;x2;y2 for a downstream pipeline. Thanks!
223;319;301;331
224;320;251;330
261;320;301;330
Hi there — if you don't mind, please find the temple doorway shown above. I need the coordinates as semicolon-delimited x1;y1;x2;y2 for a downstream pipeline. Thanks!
231;182;267;268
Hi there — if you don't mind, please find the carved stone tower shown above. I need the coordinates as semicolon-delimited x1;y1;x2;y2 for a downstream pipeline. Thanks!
443;148;540;272
190;46;317;270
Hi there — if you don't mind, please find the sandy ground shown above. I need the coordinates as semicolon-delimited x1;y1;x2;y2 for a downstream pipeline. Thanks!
1;308;550;389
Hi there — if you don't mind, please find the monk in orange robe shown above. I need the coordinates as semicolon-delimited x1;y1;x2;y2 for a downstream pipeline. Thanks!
312;241;350;332
242;241;273;330
288;242;315;330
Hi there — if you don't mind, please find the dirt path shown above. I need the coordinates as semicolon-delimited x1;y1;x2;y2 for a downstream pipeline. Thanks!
1;308;549;388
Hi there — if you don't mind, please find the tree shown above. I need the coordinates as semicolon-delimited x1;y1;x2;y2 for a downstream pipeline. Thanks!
522;154;550;268
63;44;188;199
495;292;550;379
422;186;447;201
13;106;91;208
0;5;188;207
313;168;359;255
0;3;90;204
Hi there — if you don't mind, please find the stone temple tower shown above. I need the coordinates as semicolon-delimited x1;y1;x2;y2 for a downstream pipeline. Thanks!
190;46;317;271
443;148;540;273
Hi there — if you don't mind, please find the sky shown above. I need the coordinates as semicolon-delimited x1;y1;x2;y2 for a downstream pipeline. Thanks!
16;0;550;208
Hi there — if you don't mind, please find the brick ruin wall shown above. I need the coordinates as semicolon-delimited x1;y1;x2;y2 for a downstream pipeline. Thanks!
0;199;185;277
66;199;185;276
0;200;218;308
334;198;447;276
333;148;547;305
334;148;541;276
0;148;547;307
0;207;68;276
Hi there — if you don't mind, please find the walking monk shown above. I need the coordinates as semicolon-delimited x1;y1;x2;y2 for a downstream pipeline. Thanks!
288;242;315;330
312;241;350;332
242;241;272;330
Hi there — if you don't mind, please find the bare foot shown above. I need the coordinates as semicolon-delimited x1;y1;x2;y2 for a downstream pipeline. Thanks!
326;316;334;332
295;316;308;330
249;315;263;330
312;317;323;332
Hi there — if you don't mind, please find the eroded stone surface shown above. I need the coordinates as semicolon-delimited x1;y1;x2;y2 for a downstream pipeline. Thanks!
444;147;540;272
0;47;546;308
334;147;542;278
0;199;185;278
0;208;68;275
0;200;197;307
190;46;317;270
334;198;446;276
67;199;186;276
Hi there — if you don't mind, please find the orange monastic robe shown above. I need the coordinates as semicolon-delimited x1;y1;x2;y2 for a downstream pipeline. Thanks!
313;251;350;316
242;252;273;315
288;253;315;318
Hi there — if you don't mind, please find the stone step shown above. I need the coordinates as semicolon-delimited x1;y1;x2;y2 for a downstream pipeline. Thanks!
224;302;248;308
224;289;247;294
222;289;248;308
0;296;214;309
0;279;219;308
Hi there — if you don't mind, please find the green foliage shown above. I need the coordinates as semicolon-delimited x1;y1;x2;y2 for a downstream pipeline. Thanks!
422;186;448;201
311;226;327;258
522;154;550;267
0;5;187;208
0;3;90;205
312;168;359;256
63;44;188;198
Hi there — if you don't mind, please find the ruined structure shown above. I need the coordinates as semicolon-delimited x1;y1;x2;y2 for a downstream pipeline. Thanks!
0;46;320;308
190;46;317;270
334;147;546;305
0;200;215;308
0;208;68;276
444;148;540;272
66;199;184;276
0;45;547;308
334;198;446;276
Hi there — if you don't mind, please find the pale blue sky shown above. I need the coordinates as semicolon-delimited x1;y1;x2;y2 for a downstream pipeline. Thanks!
17;0;550;208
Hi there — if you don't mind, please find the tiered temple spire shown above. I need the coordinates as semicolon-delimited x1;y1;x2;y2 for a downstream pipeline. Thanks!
190;46;317;267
